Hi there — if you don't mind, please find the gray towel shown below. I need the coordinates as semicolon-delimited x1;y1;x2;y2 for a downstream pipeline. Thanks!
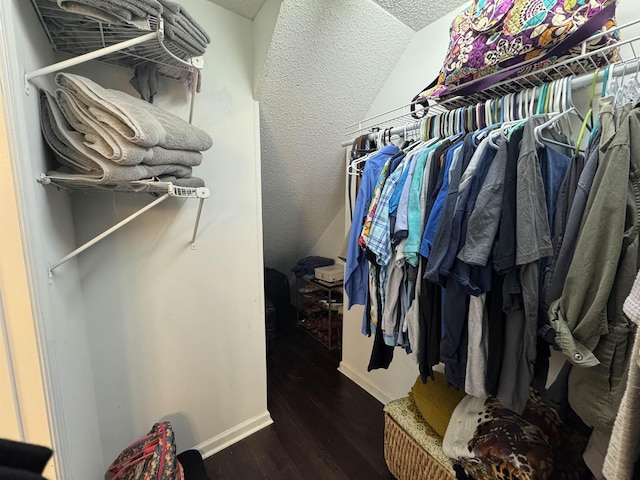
58;0;161;21
159;0;210;42
56;87;148;165
163;23;206;56
40;92;193;183
55;88;203;167
56;73;213;151
55;0;160;30
156;175;205;188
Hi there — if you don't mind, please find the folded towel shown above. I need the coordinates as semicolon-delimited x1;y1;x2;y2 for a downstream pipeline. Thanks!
55;88;203;167
163;23;207;56
58;0;162;21
157;175;206;188
56;73;213;151
56;87;148;165
55;0;160;30
40;92;193;183
159;0;210;43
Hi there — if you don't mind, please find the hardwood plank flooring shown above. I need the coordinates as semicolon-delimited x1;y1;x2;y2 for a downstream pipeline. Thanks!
206;326;394;480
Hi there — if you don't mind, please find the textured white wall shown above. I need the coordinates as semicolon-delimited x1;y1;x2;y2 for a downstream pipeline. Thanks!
259;0;414;275
253;0;282;97
307;206;346;261
0;1;104;478
63;0;270;469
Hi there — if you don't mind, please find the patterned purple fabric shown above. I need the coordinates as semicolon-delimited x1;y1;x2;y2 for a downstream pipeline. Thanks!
423;0;618;100
106;422;184;480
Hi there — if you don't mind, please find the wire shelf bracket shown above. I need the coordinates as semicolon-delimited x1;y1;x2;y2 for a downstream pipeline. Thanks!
38;174;210;279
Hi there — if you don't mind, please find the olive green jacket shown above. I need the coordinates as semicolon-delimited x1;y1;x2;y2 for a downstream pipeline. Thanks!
548;103;640;431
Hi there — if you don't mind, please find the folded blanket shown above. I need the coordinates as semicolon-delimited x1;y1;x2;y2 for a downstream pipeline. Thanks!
56;73;213;151
56;88;203;167
40;92;193;183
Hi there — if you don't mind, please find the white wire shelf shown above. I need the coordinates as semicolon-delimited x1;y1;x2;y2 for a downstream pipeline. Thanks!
38;174;210;276
30;0;203;83
37;174;209;198
346;17;640;140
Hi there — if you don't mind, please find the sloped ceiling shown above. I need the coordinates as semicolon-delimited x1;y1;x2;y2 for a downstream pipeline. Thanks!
371;0;468;31
207;0;466;275
257;1;413;274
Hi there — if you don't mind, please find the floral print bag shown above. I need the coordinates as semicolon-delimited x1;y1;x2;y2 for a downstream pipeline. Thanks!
106;422;185;480
414;0;618;109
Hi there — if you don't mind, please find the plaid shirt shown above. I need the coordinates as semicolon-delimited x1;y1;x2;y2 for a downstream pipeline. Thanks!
367;157;408;266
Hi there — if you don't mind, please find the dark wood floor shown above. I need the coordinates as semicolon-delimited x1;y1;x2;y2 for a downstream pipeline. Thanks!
205;325;394;480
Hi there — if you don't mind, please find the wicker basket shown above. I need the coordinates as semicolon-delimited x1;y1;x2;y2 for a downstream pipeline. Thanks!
384;413;455;480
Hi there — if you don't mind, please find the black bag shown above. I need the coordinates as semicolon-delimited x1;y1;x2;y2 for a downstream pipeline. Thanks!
264;268;291;331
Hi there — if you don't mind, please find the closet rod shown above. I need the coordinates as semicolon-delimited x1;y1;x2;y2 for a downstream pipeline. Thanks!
48;192;170;278
341;57;640;148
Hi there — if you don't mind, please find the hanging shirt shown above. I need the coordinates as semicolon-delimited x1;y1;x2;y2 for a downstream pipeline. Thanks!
394;142;434;240
424;135;476;284
389;154;413;218
538;146;571;236
368;156;408;267
437;135;498;283
543;113;606;311
404;144;439;267
345;145;399;308
457;138;508;267
420;144;461;259
493;126;524;274
359;157;394;248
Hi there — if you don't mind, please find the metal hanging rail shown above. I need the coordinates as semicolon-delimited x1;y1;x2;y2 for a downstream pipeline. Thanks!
341;55;640;147
344;16;640;144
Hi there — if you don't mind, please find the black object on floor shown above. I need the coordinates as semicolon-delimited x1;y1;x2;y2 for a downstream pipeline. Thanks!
177;449;210;480
205;326;394;480
264;267;291;332
0;439;51;479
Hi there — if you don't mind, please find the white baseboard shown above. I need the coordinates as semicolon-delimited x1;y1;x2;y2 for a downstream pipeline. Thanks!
338;362;392;404
194;411;274;459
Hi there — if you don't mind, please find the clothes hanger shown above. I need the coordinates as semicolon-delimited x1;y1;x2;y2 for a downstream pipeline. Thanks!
614;63;629;109
534;76;592;153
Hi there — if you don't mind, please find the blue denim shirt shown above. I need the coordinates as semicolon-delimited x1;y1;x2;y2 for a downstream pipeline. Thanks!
345;145;399;308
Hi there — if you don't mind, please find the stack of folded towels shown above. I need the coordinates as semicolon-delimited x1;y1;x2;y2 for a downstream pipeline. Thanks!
40;72;212;187
50;0;210;56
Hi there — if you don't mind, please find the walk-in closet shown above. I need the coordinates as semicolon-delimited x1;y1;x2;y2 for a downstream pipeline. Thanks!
1;1;639;479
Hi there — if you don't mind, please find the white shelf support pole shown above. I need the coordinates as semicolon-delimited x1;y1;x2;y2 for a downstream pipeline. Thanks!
24;30;158;93
48;193;170;278
190;197;205;250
